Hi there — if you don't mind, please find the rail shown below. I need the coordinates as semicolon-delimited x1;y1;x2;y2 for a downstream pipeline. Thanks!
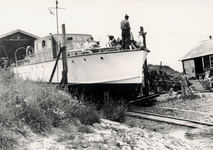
126;111;213;128
15;49;54;66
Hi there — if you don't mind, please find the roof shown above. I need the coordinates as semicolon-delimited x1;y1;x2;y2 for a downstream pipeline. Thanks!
35;33;92;42
0;29;39;39
180;39;213;61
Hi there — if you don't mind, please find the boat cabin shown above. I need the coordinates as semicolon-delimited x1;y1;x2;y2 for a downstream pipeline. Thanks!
15;33;118;66
15;33;94;65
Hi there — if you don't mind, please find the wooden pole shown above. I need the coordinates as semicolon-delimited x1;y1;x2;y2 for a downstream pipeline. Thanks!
49;47;62;83
141;26;149;96
144;59;149;96
61;24;68;85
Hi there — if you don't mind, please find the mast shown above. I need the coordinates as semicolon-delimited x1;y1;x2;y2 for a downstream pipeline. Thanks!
48;1;65;34
47;0;65;82
56;0;59;34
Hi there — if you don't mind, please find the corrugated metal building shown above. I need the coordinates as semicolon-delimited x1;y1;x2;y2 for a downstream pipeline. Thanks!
0;29;39;62
180;36;213;79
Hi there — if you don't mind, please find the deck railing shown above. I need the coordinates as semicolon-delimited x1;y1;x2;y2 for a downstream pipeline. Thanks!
14;46;121;66
15;49;54;66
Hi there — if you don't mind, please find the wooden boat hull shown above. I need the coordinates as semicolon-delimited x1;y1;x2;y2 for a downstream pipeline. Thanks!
12;49;149;99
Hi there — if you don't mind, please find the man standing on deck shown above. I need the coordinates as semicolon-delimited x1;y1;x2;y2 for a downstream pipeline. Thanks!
121;14;131;50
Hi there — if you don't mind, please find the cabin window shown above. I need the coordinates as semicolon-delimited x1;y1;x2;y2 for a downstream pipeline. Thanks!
210;55;213;68
42;40;46;47
203;56;210;69
71;35;83;41
67;37;73;41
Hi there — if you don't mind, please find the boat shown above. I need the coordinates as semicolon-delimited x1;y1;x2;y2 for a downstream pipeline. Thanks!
12;29;149;100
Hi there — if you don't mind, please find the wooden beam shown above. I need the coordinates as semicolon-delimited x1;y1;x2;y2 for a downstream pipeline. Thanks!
49;47;62;83
61;24;68;85
140;26;149;96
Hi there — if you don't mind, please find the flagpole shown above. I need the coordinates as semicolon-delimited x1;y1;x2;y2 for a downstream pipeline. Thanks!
48;1;65;34
55;0;59;83
56;0;59;34
48;1;65;82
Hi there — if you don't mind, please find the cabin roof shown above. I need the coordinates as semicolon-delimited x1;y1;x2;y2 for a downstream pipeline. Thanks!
180;39;213;61
0;29;39;39
35;33;92;42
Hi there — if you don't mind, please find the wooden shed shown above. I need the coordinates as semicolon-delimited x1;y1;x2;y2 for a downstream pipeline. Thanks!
180;36;213;79
0;29;39;63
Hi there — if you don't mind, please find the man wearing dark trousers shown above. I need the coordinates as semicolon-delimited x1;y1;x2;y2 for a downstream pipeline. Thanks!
120;14;131;50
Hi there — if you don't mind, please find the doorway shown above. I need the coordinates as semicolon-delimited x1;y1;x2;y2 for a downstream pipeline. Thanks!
194;57;203;79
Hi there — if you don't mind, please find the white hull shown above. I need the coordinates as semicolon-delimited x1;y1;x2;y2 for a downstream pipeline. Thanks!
12;49;148;85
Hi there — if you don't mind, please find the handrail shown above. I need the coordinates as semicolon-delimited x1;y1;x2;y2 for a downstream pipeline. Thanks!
15;47;25;66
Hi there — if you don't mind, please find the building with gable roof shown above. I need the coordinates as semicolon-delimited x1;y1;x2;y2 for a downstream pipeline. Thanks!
0;29;39;63
180;36;213;79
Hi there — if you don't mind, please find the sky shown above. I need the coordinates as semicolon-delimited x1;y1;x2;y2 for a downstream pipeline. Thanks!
0;0;213;72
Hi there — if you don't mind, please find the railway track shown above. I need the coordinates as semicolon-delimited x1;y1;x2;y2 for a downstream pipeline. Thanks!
126;110;213;128
154;106;213;116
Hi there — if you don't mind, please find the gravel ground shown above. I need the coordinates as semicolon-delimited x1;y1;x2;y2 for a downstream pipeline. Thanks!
128;92;213;150
132;106;213;123
15;119;202;150
156;93;213;113
130;92;213;123
125;116;213;150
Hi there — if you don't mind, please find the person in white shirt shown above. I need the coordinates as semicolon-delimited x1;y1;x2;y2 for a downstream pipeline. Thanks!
136;31;144;49
84;39;90;49
82;37;99;54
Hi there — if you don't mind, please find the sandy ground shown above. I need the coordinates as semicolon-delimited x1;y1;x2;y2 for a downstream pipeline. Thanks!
128;92;213;150
14;118;202;150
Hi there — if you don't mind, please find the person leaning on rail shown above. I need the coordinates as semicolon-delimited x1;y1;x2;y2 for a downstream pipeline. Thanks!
107;35;117;47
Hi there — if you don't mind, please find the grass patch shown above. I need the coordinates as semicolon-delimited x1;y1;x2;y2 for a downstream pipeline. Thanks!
0;69;138;148
18;101;51;133
0;70;102;148
0;134;17;150
101;92;128;123
0;124;17;150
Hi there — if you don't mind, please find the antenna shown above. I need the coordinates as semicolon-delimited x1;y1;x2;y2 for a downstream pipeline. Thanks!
48;0;65;34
